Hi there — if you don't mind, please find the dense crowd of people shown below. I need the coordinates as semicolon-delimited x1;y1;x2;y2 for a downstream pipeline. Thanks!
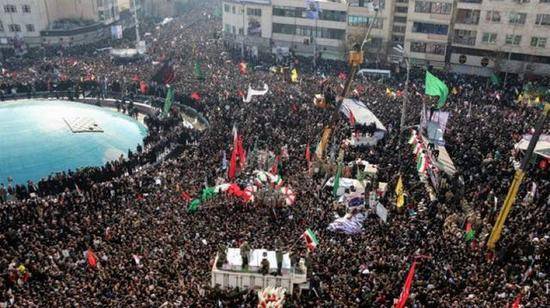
1;0;548;306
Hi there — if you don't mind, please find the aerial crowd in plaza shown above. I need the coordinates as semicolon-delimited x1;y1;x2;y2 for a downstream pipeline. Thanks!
0;0;548;306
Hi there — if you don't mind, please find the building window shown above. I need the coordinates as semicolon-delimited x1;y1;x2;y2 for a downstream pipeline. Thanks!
411;41;427;53
232;26;236;34
224;24;231;32
412;22;449;35
414;1;451;15
347;15;383;29
505;34;521;45
0;21;3;32
8;24;21;32
22;4;31;13
25;24;34;32
456;9;480;25
224;4;230;12
482;32;497;43
410;42;445;54
454;29;477;45
4;4;16;13
392;25;406;33
541;0;550;3
426;42;446;54
272;23;345;40
509;12;527;25
349;0;386;10
535;14;550;26
247;8;262;16
531;37;547;47
232;6;236;14
485;11;501;22
394;16;407;23
395;6;408;13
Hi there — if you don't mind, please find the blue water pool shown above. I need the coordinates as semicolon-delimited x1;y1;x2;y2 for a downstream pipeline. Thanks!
0;99;148;184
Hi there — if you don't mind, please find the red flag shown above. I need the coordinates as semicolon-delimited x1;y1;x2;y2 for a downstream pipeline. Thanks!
228;148;238;179
181;191;191;202
395;261;416;308
236;136;246;170
191;92;201;101
271;155;280;174
512;293;522;308
305;143;311;163
140;81;148;94
132;74;140;82
87;248;98;268
349;111;356;127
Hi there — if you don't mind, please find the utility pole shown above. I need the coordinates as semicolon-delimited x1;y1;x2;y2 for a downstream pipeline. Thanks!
393;44;409;132
487;103;549;250
241;1;246;59
132;0;141;49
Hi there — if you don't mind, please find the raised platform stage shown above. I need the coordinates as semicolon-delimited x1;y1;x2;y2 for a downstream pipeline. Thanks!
211;248;308;294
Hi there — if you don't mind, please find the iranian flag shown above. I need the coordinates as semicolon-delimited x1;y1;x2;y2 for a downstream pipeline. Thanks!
303;228;319;252
416;153;428;173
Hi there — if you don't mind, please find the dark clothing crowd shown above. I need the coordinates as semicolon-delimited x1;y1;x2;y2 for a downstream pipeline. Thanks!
0;0;548;307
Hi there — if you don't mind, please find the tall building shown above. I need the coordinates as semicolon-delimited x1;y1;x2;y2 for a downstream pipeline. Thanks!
0;0;120;49
222;0;550;76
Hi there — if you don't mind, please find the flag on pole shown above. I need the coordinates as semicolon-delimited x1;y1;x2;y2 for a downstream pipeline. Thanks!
163;86;174;116
187;199;201;213
464;222;476;242
395;176;405;208
349;110;356;127
87;248;98;268
303;228;319;252
425;71;449;109
333;162;343;197
395;261;417;308
181;191;191;202
511;293;522;308
194;61;204;80
291;68;299;83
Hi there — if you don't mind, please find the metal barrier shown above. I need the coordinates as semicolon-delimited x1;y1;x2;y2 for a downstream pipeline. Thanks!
0;90;210;128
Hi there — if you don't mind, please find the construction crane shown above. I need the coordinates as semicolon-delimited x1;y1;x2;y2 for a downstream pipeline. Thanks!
487;103;549;250
317;8;379;158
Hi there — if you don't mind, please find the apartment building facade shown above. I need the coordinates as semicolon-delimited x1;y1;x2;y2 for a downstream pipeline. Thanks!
0;0;120;49
222;0;550;75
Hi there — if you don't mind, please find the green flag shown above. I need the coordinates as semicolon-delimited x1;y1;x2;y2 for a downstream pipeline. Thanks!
163;87;174;116
201;187;218;201
490;73;500;86
333;163;343;197
425;71;449;109
194;61;204;80
188;199;201;213
465;229;475;242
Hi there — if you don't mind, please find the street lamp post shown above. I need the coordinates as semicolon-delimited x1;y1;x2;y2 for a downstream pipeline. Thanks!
393;44;410;132
241;1;246;59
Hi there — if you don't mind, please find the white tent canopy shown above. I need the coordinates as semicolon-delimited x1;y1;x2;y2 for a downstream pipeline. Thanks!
340;98;387;145
515;134;550;159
